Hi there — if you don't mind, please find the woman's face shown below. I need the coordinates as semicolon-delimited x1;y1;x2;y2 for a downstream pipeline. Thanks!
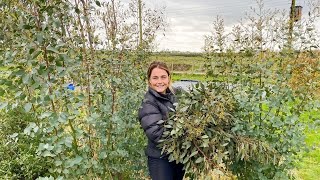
149;67;170;94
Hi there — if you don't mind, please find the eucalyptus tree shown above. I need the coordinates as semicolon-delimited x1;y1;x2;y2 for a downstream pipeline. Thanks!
0;0;166;178
160;0;320;179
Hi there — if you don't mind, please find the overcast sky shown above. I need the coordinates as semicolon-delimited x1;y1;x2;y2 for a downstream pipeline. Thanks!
144;0;319;52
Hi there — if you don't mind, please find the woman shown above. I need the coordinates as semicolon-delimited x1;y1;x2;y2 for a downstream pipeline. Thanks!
138;61;185;180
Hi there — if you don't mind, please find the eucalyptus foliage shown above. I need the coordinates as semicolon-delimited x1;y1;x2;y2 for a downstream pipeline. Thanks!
160;80;311;179
0;108;53;179
160;1;320;179
0;0;165;179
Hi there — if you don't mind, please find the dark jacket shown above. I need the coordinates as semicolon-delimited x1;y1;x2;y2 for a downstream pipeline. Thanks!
138;87;176;158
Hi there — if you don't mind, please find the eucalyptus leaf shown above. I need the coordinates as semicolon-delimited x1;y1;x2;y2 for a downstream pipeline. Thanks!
0;102;8;110
46;46;59;53
72;156;83;165
22;74;30;84
189;150;198;157
157;120;165;124
24;103;32;112
195;157;203;163
42;150;56;157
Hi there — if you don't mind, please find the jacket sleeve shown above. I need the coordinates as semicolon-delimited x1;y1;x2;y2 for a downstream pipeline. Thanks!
138;100;164;144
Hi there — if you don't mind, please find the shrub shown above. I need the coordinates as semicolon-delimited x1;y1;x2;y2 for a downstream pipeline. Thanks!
0;108;52;179
160;81;311;179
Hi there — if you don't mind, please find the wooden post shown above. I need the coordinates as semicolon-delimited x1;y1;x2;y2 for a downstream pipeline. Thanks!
288;0;296;49
138;0;143;48
171;62;174;72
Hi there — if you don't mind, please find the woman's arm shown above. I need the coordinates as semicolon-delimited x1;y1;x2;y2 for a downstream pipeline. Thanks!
138;101;164;143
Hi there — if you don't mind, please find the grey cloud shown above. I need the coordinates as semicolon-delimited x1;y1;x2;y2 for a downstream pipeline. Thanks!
147;0;312;52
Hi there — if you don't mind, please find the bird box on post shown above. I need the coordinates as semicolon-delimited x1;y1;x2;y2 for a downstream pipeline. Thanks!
294;6;303;21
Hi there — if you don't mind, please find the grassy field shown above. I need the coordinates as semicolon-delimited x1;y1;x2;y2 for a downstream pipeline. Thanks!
150;52;206;74
149;53;209;81
172;73;212;82
294;127;320;180
295;109;320;180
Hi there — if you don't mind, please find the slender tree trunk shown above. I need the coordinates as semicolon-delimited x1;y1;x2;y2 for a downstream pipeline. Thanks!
138;0;143;48
288;0;296;49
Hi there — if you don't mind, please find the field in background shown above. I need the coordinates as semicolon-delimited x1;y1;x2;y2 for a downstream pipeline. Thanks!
150;52;206;74
171;73;211;82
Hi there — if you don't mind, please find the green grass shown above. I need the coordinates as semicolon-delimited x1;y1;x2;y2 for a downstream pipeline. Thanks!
296;108;320;179
295;127;320;180
0;66;8;76
172;73;212;82
149;53;206;73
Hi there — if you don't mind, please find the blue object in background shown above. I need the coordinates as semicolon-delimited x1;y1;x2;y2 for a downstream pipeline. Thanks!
67;83;75;90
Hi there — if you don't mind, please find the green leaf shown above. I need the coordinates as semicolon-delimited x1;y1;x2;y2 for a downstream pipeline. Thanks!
180;150;187;160
42;150;55;157
36;33;44;44
75;7;80;14
31;50;42;59
73;156;83;165
185;162;191;170
9;133;19;138
14;91;23;97
157;120;165;124
221;142;229;146
195;157;203;163
22;74;30;84
213;169;224;175
164;125;172;128
183;155;190;164
189;150;198;157
39;112;52;119
64;137;73;148
117;149;129;157
183;141;191;149
56;66;65;73
23;24;33;29
55;160;63;166
99;151;107;159
201;139;209;147
47;46;59;53
95;0;101;7
24;103;32;112
58;114;67;123
170;129;176;135
201;135;209;139
24;123;34;135
56;42;66;49
180;106;188;112
0;102;8;110
44;143;54;150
